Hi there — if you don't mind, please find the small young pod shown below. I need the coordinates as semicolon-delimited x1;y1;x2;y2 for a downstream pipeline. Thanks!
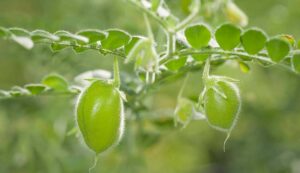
76;80;124;154
203;80;241;132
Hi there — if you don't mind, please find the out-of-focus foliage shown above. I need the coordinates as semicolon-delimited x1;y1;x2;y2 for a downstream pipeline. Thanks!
0;0;300;173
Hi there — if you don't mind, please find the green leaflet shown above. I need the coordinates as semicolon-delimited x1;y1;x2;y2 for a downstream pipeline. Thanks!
42;74;69;92
241;28;267;55
101;29;131;50
215;23;242;50
203;80;241;132
24;84;48;95
165;56;187;71
76;80;124;154
50;42;69;52
185;24;211;49
76;29;107;44
266;37;291;62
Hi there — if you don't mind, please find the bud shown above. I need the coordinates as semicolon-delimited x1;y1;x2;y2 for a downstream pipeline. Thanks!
224;0;248;27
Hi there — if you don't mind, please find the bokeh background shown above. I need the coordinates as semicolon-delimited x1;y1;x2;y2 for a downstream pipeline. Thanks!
0;0;300;173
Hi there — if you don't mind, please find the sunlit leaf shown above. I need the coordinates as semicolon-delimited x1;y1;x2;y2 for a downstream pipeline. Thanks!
101;29;131;50
42;74;69;92
241;28;267;55
266;37;290;62
185;24;211;49
215;23;241;50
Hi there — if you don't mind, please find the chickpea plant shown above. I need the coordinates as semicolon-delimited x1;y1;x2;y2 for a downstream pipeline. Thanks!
1;0;300;170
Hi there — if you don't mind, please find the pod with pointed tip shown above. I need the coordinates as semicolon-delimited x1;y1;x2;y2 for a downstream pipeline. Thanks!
203;80;241;132
76;80;124;154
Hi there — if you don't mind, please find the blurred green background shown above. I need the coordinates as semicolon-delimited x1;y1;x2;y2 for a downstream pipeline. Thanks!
0;0;300;173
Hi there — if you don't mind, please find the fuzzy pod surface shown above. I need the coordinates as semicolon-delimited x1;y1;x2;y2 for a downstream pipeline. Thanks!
76;80;124;154
204;80;241;132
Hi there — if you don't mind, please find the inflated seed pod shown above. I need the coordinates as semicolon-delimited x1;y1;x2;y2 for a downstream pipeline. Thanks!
76;58;125;154
203;80;241;132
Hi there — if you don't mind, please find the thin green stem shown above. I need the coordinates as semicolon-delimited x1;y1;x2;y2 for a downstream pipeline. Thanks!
144;14;154;41
178;49;274;64
203;59;210;81
177;73;190;99
127;0;169;31
113;57;121;88
167;32;175;57
174;0;201;32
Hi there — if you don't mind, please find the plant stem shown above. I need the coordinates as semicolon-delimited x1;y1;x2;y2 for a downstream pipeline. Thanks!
178;49;274;64
113;57;121;88
144;14;154;41
167;32;175;57
127;0;169;31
